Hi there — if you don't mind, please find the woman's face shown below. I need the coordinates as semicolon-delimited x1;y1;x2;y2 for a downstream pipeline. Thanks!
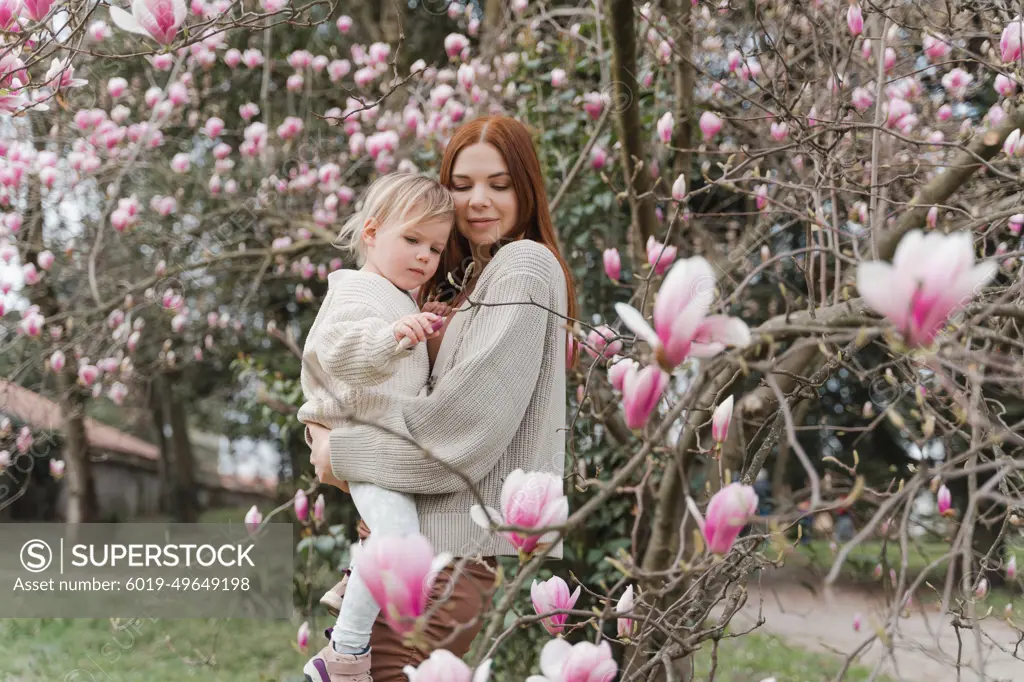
450;142;520;248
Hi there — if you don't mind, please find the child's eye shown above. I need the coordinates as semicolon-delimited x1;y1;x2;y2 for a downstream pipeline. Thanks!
405;237;417;244
431;247;442;254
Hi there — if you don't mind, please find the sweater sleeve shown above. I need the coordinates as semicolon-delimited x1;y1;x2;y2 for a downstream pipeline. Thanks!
313;301;410;388
328;268;552;494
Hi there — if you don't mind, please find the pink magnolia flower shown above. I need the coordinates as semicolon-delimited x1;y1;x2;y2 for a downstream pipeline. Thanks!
444;33;469;59
1003;128;1024;157
755;184;769;211
23;0;53;20
687;482;759;554
603;247;621;282
671;173;686;201
77;364;99;387
403;650;491;682
853;613;863;632
312;493;325;524
846;3;863;36
22;262;40;285
297;621;309;652
615;584;637;638
108;382;128;406
203;116;224;137
656;112;674;144
89;19;111;40
170;153;190;173
851;87;873;113
585;325;622;360
109;0;187;45
615;256;752;370
335;14;351;33
646;236;677;275
885;97;912;128
244;504;262;533
223;48;241;67
621;364;669;429
354;533;452;632
49;350;65;372
923;33;950;61
583;92;604;120
856;231;997;347
0;450;9;469
769;121;788;141
45;59;88;89
590;145;608;170
0;0;19;28
699;111;723;141
531;575;581;634
550;68;567;87
975;577;989;600
995;74;1017;98
470;470;568;556
241;49;264;69
711;395;733;443
49;459;65;479
607;356;639;392
107;77;128;98
926;206;938;229
17;426;33;454
1007;555;1017;580
937;483;953;517
293;489;308;522
941;68;973;99
525;639;617;682
1000;19;1024;63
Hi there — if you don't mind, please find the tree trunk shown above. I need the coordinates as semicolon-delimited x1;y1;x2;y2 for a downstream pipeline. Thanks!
160;371;200;523
666;0;694;198
55;371;98;523
606;0;660;270
149;379;174;516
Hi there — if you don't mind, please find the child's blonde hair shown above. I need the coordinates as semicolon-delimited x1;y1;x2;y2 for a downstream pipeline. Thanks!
334;172;455;265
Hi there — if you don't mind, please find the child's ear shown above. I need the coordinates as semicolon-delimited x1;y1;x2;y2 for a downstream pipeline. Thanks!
361;217;378;247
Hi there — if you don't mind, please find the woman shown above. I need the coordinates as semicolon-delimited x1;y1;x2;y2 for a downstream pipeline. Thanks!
306;115;578;682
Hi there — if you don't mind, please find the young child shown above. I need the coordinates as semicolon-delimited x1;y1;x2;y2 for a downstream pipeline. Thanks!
298;173;454;682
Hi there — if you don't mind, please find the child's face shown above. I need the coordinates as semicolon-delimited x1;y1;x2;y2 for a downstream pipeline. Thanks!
363;215;451;291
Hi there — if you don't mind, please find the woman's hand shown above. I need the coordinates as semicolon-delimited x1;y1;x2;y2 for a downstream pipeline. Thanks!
308;423;350;493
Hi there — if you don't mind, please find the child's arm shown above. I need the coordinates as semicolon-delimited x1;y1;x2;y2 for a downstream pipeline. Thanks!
314;302;442;386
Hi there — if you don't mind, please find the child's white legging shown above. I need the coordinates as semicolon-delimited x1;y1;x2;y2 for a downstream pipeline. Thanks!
331;482;420;650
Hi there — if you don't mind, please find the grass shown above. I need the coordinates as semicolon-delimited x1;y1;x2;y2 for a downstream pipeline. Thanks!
0;618;892;682
788;539;1024;618
692;631;894;682
0;617;309;681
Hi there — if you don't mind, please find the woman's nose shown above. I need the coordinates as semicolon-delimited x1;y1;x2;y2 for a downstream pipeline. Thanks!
469;184;490;207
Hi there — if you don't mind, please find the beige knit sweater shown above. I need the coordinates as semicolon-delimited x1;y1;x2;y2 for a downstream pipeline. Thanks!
328;239;569;559
297;269;430;436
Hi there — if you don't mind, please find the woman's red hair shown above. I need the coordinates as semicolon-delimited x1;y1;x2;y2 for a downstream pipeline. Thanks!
419;115;579;332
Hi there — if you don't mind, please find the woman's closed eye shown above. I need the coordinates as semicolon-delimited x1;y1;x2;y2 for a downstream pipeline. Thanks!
405;236;418;244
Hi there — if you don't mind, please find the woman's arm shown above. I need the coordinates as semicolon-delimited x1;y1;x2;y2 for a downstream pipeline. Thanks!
325;253;562;495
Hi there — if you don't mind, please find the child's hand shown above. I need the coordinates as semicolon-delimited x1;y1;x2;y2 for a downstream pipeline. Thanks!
393;312;444;347
421;301;452;317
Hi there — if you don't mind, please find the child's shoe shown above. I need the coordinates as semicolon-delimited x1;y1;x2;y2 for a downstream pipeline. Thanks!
320;572;349;617
303;628;372;682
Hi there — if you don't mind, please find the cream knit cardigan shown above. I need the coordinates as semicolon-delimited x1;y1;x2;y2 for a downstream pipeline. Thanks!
328;239;569;559
297;269;429;434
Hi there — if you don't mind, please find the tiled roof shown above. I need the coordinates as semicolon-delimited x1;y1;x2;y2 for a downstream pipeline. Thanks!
0;378;159;460
0;379;279;496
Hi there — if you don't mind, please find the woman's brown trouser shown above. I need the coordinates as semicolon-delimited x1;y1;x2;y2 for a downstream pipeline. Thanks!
367;556;498;681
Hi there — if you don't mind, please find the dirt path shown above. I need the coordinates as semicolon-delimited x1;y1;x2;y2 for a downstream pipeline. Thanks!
729;573;1023;681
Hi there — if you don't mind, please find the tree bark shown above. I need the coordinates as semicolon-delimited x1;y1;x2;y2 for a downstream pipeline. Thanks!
55;370;98;523
160;371;200;523
149;379;174;516
606;0;660;269
667;0;694;193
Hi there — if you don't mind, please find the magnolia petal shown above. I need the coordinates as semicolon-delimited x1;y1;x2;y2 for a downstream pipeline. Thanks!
698;315;752;348
856;261;905;326
470;504;501;529
538;638;573;679
429;551;454;576
109;6;151;36
472;659;493;682
614;302;659;347
402;665;419;682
